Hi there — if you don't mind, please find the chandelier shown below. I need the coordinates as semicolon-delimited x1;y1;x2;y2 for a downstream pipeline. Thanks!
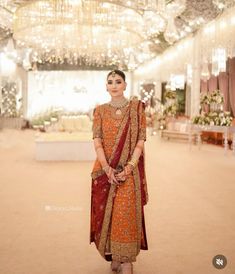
212;0;235;10
13;0;186;69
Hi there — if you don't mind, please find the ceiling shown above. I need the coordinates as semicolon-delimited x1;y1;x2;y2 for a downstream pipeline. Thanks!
0;0;235;62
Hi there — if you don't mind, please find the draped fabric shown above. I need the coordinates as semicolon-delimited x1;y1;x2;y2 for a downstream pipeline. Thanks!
208;75;218;93
200;79;208;93
90;98;148;263
228;57;235;116
218;72;229;111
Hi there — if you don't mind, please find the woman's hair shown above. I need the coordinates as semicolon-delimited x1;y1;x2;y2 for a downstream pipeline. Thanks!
107;69;126;81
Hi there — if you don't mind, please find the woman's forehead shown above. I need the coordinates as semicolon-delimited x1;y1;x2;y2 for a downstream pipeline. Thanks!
107;75;123;81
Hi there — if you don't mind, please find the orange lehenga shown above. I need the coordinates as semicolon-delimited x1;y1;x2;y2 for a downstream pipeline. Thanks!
90;98;148;263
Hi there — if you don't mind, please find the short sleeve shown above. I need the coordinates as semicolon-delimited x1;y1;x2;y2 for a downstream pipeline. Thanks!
92;106;102;139
138;101;146;141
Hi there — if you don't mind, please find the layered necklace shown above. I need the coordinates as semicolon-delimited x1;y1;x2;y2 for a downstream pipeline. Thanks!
108;97;129;115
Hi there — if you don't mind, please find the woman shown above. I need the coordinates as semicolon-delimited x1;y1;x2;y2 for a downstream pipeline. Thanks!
90;70;148;274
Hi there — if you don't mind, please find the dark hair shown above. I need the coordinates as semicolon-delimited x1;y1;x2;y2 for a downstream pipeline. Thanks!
107;69;126;81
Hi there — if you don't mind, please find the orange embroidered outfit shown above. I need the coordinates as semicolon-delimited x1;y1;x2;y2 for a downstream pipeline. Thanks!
90;98;148;263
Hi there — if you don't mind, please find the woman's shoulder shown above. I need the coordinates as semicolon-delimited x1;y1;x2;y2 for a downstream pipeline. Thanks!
94;103;106;109
93;103;108;115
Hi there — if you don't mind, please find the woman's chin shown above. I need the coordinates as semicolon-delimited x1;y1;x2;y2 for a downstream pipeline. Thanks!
111;93;123;97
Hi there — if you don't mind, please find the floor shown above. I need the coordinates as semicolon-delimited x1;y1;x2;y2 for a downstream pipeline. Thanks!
0;129;235;274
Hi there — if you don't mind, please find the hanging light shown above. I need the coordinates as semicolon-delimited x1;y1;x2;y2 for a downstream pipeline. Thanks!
201;60;210;81
12;0;187;69
143;0;167;38
164;17;179;44
22;49;32;70
211;47;226;76
217;47;226;72
13;0;144;68
0;52;16;76
213;0;226;9
143;11;167;38
127;52;137;71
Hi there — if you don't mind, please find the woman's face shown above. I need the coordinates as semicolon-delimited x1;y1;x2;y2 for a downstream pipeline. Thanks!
106;74;127;98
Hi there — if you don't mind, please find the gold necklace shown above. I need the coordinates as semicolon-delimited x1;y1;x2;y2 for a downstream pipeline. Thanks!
108;98;129;115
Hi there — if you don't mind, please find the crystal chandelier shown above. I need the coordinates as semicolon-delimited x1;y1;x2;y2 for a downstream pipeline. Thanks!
142;0;167;38
212;0;235;10
13;0;186;69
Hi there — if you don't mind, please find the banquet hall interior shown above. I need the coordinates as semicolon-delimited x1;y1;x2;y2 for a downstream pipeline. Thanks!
0;0;235;274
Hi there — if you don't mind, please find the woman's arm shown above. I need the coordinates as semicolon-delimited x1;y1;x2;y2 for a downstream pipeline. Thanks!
130;139;145;162
115;140;144;181
93;137;108;168
93;137;118;185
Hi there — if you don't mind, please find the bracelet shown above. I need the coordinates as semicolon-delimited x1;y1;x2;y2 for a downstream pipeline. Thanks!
124;165;132;175
102;165;110;173
127;157;138;168
124;166;128;176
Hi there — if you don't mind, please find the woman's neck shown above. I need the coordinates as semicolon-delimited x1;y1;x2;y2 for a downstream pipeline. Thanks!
111;95;125;102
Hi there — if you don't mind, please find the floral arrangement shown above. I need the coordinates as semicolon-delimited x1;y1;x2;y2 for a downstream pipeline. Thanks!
210;89;224;104
200;90;224;105
164;90;176;100
192;111;233;126
30;109;92;130
200;93;210;105
31;110;61;129
193;89;233;126
163;103;177;116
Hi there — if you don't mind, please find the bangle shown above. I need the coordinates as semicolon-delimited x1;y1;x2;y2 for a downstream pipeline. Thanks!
127;161;135;169
127;162;133;169
127;157;138;168
125;165;132;174
102;165;110;173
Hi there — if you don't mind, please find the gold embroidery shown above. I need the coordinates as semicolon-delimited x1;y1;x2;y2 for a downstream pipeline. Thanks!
138;102;147;141
133;168;143;254
92;106;102;139
111;242;137;263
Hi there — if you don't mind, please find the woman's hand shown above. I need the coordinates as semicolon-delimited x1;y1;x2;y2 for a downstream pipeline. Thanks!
104;166;119;185
115;164;133;182
115;170;126;182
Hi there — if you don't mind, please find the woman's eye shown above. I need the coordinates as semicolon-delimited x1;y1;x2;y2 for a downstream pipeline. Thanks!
116;81;121;84
108;81;112;84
